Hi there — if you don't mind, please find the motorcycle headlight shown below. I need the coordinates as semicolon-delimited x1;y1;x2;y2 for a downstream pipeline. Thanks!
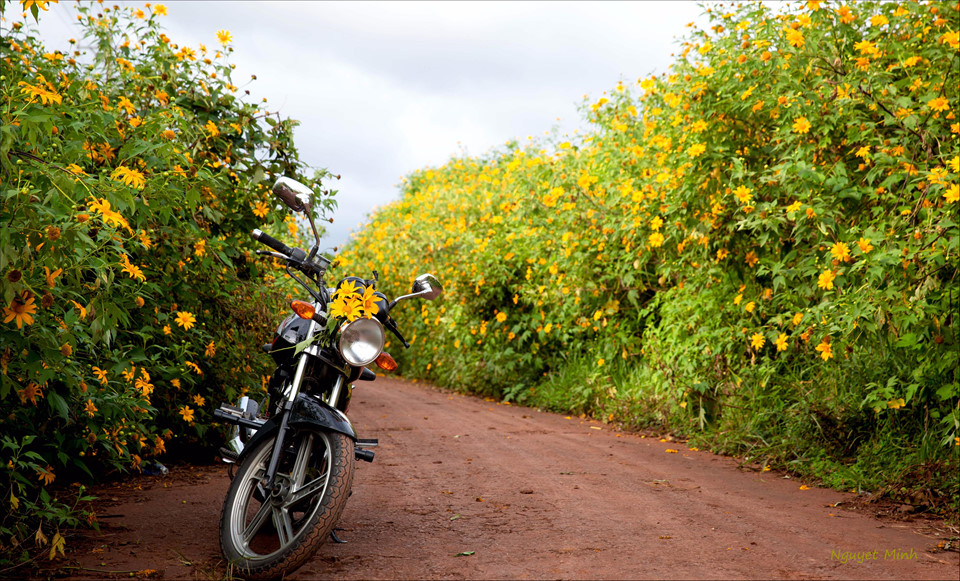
338;317;385;367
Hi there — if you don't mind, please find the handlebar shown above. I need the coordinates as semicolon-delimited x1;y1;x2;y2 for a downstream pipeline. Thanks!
251;229;294;257
251;228;327;280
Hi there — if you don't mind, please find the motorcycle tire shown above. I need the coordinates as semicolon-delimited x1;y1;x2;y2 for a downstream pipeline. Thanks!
220;428;354;580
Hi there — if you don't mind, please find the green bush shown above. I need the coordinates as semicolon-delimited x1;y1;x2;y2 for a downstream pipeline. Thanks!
338;0;959;507
1;0;335;561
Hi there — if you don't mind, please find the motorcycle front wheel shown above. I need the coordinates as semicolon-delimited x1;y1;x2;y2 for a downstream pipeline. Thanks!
220;428;354;580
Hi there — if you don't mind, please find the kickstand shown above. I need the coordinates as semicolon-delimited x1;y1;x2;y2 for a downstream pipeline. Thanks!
330;528;347;544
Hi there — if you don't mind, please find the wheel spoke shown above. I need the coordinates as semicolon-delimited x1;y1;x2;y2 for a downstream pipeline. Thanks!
284;473;329;507
241;497;273;544
289;433;314;489
273;507;294;547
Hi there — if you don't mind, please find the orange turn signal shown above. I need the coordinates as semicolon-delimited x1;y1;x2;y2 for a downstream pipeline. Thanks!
290;300;316;320
375;352;397;372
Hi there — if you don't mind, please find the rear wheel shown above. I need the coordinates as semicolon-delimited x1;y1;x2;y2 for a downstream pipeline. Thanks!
220;428;354;580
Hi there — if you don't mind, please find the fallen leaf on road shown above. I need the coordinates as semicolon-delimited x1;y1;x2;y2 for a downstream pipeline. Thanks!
455;551;475;557
799;485;810;490
658;535;672;539
450;514;462;521
665;449;678;454
590;426;602;430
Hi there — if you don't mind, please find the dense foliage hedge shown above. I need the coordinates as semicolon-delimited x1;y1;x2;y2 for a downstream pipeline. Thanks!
338;1;958;501
1;1;334;560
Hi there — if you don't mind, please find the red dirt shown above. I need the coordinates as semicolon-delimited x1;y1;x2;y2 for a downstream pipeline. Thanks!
38;376;959;580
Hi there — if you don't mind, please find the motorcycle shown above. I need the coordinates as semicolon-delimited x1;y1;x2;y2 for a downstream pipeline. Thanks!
212;176;441;580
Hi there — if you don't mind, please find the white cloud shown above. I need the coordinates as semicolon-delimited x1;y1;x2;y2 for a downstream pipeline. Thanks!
28;1;708;248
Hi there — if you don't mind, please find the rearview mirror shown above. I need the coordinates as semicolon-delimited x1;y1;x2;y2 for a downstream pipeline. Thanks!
272;177;313;213
388;273;443;311
412;274;442;301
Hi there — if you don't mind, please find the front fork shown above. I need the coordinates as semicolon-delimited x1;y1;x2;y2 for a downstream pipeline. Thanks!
262;319;346;490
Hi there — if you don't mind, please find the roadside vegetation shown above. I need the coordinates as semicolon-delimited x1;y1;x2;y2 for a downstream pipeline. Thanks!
337;1;959;516
1;0;328;566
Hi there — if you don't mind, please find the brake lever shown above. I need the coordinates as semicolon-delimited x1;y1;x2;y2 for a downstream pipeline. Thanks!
256;250;290;260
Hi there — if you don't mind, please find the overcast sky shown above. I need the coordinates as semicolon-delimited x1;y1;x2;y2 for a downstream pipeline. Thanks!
31;1;709;250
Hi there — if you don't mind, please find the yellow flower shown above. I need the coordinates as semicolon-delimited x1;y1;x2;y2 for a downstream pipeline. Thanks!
734;294;743;306
837;5;855;24
745;251;759;267
337;279;362;299
830;242;851;262
496;312;507;323
542;187;562;208
785;28;804;48
328;295;361;322
775;333;788;352
360;286;381;318
733;185;752;204
887;398;905;410
193;394;206;407
815;339;833;361
179;405;194;422
89;197;132;232
648;232;665;248
941;31;959;50
111;166;146;190
175;311;197;330
945;184;959;203
66;163;86;175
792;116;811;134
855;145;870;160
120;253;146;282
194;239;206;257
854;40;878;56
3;293;37;329
185;361;203;375
162;325;172;335
716;248;728;261
792;312;804;326
204;120;220;137
687;143;706;157
750;333;765;349
92;366;108;385
869;14;888;27
171;379;181;388
153;4;167;16
857;237;874;253
650;216;663;231
745;301;755;313
162;129;176;140
18;81;62;105
927;97;949;113
44;266;63;288
817;269;836;290
22;0;56;12
253;201;269;219
205;341;216;357
216;30;232;45
597;358;605;367
84;399;97;418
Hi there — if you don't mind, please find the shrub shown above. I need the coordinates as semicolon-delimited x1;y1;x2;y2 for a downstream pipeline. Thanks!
1;0;334;561
338;0;958;503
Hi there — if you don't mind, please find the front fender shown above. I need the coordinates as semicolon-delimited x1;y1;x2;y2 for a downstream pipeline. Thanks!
238;394;356;464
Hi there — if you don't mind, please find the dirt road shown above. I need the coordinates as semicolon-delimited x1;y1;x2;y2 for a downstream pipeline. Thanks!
54;377;957;580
